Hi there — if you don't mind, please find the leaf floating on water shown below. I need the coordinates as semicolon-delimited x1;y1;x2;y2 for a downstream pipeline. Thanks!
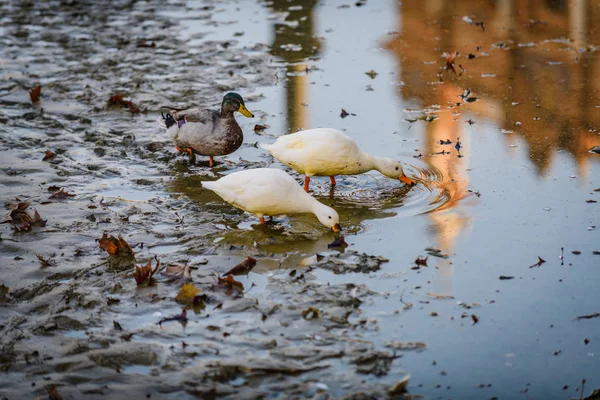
42;150;56;161
133;256;160;285
175;283;201;305
426;292;454;299
217;274;244;292
442;51;458;75
47;185;61;192
49;189;75;200
98;233;134;257
340;109;356;118
528;256;546;268
157;309;187;326
328;236;348;249
253;124;269;134
162;264;192;281
499;276;514;280
29;85;41;103
365;69;378;79
108;92;145;114
471;314;479;325
0;283;11;300
36;254;55;267
586;199;597;203
575;312;600;320
415;256;428;266
302;307;320;320
223;256;256;276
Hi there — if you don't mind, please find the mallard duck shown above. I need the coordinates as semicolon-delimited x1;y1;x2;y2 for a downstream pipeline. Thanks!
202;168;341;231
160;92;254;167
259;128;415;191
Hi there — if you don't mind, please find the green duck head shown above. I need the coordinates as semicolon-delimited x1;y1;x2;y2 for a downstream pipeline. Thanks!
221;92;254;118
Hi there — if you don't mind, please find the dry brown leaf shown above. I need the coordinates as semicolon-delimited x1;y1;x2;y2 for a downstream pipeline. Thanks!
29;85;41;103
162;265;192;281
415;256;428;266
98;233;134;257
175;283;201;305
426;292;454;300
254;124;269;134
302;307;320;320
46;384;62;400
217;274;244;292
36;254;54;267
0;283;10;299
529;256;546;268
223;256;256;276
49;189;75;200
42;150;56;161
133;256;159;285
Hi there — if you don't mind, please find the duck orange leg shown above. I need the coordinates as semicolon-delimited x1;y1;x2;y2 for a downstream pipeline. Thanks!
209;156;214;168
259;216;266;224
330;176;336;186
303;176;310;192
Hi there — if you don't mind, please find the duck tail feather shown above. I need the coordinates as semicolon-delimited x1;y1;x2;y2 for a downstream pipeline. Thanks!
159;112;177;129
258;142;272;151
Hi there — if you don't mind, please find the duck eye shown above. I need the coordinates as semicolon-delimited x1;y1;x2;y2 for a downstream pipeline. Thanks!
328;216;332;219
395;167;399;170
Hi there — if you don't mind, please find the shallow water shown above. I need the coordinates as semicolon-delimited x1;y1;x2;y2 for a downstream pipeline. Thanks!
1;0;599;399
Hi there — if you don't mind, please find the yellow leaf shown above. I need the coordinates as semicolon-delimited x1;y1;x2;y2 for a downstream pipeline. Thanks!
175;283;200;305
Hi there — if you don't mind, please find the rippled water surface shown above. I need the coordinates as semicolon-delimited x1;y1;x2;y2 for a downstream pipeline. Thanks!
1;0;599;399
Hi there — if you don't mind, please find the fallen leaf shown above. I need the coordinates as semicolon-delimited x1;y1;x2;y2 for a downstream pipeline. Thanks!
162;264;192;281
340;109;349;118
328;236;348;249
528;256;546;268
439;139;452;145
223;256;257;276
499;276;514;280
157;309;187;326
32;209;47;227
47;185;61;192
471;314;479;325
253;124;269;134
388;374;411;395
217;274;244;292
426;292;454;299
36;254;54;267
109;92;145;114
0;283;10;299
113;320;123;331
575;312;600;321
572;250;582;255
49;189;75;200
415;256;428;266
365;69;378;79
585;338;590;345
442;51;458;74
98;233;134;257
302;307;320;320
29;85;41;103
42;150;56;161
175;283;201;305
133;256;160;285
586;199;597;203
46;384;62;400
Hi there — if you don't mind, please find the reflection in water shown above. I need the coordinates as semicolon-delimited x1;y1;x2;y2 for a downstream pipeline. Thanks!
386;0;599;176
265;0;321;133
383;0;600;293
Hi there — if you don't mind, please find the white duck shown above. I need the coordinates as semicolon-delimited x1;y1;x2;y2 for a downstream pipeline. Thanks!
201;168;341;231
260;128;415;192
